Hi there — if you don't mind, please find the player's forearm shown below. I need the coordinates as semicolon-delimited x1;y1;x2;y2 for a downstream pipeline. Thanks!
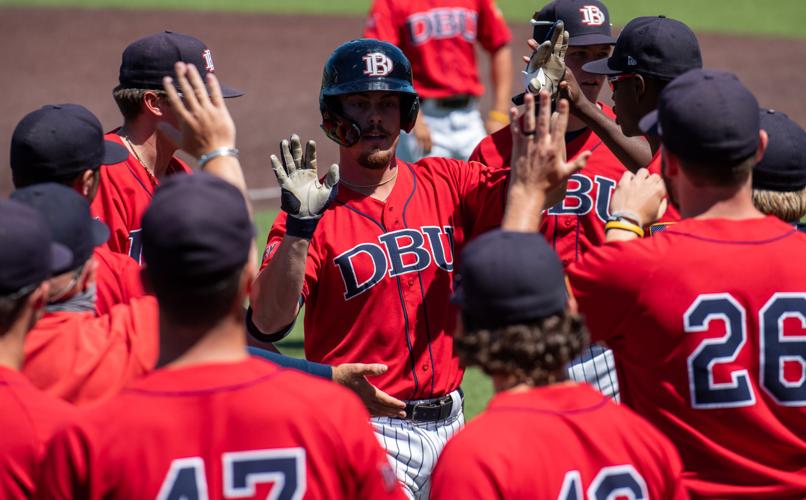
502;184;545;232
250;236;309;333
490;45;513;114
575;100;654;171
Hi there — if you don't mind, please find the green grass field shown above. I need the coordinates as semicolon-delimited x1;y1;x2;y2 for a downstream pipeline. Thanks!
2;0;805;38
254;209;494;419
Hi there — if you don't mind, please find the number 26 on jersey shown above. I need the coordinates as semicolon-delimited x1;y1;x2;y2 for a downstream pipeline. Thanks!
685;292;806;408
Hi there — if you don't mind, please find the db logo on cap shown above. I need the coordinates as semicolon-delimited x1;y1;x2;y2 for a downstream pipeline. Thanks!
362;52;393;77
202;49;215;72
579;5;606;26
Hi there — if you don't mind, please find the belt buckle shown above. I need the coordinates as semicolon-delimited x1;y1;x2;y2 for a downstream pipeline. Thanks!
408;394;453;421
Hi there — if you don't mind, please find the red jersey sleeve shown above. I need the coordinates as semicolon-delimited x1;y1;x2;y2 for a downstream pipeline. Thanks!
453;158;510;239
93;246;145;315
567;241;661;344
260;211;324;303
364;0;400;45
476;0;511;53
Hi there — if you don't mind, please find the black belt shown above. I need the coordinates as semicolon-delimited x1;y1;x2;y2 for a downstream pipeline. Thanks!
404;388;463;422
430;95;474;110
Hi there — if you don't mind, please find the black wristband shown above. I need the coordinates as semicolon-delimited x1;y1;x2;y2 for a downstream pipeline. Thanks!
285;216;320;240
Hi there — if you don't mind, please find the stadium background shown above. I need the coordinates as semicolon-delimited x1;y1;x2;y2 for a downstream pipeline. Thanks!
1;0;804;417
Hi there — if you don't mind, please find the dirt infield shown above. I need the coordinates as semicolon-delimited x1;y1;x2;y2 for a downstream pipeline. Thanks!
2;7;806;203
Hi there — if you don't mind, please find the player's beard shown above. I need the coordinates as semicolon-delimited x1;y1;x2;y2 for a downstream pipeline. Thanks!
356;125;397;170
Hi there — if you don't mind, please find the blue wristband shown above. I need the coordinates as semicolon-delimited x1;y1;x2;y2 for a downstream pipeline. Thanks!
285;216;320;240
248;346;333;380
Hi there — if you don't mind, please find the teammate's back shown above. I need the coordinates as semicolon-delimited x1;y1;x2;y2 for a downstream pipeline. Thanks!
571;215;806;496
37;358;400;499
432;383;686;499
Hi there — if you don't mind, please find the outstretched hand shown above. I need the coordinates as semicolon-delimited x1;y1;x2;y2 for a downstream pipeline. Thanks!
609;169;668;227
523;20;568;99
503;91;590;232
159;62;236;158
332;363;407;418
270;135;339;221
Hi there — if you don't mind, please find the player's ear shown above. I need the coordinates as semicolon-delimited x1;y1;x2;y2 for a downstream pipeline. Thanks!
754;129;769;165
72;169;95;199
143;91;165;117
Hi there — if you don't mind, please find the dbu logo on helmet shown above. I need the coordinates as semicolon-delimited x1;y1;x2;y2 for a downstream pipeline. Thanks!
579;5;606;26
362;52;394;77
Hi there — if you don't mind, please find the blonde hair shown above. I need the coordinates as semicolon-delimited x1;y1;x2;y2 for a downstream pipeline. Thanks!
752;187;806;222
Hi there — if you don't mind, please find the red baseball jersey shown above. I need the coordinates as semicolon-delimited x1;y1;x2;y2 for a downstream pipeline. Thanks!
470;108;680;264
567;216;806;498
430;383;687;499
91;131;191;263
363;0;511;98
261;159;508;400
93;245;145;315
22;296;159;406
0;367;77;499
35;357;404;500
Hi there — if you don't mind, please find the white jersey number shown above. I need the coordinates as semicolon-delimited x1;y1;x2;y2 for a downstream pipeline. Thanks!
157;448;306;500
558;466;648;500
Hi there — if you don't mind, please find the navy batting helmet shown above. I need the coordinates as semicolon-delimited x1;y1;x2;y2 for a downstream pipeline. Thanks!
320;39;419;147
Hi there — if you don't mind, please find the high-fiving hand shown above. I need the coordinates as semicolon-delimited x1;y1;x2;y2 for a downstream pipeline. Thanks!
270;135;339;221
523;20;569;100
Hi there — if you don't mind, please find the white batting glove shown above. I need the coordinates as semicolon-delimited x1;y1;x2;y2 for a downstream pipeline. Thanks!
270;135;339;239
523;20;569;99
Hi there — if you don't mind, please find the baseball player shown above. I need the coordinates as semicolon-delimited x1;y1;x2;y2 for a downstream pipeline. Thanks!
430;229;686;499
520;70;806;497
12;183;160;406
364;0;512;161
470;0;623;398
35;63;404;500
10;103;145;315
0;199;77;499
578;15;702;174
751;108;806;226
92;31;242;262
250;40;585;498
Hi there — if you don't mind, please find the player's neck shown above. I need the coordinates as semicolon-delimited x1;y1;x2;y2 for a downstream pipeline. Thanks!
158;313;250;369
0;322;30;371
339;155;399;201
679;181;765;221
118;121;178;178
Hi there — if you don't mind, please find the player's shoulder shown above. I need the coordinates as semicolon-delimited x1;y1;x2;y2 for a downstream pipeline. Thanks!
0;368;77;421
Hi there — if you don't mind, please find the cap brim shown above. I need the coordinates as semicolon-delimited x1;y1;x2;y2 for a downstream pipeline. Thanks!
512;92;526;106
220;83;244;98
102;140;129;165
582;57;622;75
639;110;660;136
569;34;617;46
91;219;110;247
50;242;74;276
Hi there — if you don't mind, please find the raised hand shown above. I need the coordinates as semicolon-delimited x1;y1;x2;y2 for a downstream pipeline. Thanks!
609;169;668;227
270;135;339;221
523;20;569;99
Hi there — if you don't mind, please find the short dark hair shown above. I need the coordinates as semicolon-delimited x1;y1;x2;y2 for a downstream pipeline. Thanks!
456;312;589;386
678;153;755;188
146;267;243;327
0;286;37;332
112;87;166;121
12;167;98;190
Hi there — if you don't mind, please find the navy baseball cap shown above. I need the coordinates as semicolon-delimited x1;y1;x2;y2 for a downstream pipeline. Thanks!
10;104;129;183
117;31;243;98
0;199;73;295
533;0;616;46
12;184;109;274
142;173;255;285
753;109;806;192
639;69;760;165
583;16;702;80
452;230;567;329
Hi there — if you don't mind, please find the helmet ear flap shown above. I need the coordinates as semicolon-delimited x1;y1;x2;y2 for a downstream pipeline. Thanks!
401;95;420;133
320;98;362;147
